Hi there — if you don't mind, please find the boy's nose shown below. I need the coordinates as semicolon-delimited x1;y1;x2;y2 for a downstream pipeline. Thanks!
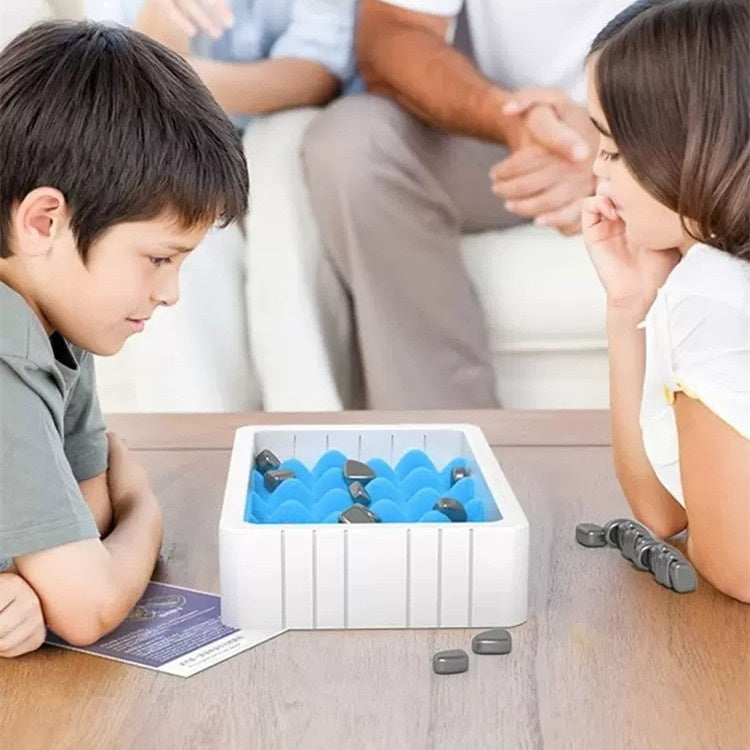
152;279;180;307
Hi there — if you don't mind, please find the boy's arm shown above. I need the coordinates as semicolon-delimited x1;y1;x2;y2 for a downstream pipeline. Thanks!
79;472;113;537
14;435;163;646
675;394;750;602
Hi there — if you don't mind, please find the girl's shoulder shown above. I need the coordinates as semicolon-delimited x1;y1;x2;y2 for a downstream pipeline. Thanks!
663;243;750;311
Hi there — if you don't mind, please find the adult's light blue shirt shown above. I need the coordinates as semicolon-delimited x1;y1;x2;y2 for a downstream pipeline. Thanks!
191;0;360;127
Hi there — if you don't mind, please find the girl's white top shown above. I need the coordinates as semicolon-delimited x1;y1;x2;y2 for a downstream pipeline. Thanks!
639;243;750;506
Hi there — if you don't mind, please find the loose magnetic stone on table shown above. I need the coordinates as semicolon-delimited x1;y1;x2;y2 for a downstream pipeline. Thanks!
338;503;380;524
575;523;606;548
432;649;469;675
434;497;467;522
264;468;295;492
471;628;512;655
348;481;371;506
255;449;281;474
343;459;376;486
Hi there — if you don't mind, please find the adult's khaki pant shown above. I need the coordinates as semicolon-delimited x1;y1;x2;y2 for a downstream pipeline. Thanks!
302;94;524;409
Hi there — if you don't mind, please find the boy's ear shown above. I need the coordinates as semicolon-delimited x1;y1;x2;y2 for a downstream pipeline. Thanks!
12;187;70;257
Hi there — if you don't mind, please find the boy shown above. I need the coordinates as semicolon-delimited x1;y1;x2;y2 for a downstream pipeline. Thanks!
0;20;248;655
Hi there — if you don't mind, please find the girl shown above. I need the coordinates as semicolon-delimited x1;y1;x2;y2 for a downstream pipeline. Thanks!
507;0;749;601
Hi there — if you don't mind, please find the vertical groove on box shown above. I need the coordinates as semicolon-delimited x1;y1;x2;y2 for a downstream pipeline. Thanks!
280;529;287;629
422;433;427;452
343;529;349;629
312;529;318;628
405;528;411;628
325;434;330;451
292;433;297;458
357;434;362;460
467;527;474;627
389;433;394;462
437;528;443;627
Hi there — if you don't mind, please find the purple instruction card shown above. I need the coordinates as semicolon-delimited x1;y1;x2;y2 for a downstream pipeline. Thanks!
45;581;285;677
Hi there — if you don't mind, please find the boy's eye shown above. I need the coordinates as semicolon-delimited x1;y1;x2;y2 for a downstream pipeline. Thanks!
148;256;173;268
598;148;620;162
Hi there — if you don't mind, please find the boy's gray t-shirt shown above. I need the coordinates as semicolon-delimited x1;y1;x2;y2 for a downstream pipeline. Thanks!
0;280;107;571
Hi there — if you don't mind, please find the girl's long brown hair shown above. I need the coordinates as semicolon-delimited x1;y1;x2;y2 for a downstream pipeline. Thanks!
590;0;749;258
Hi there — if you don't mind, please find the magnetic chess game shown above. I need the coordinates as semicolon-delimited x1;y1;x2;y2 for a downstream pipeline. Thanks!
219;424;529;633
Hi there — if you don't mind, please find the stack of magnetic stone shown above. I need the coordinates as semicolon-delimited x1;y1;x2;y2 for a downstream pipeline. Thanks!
254;449;472;524
576;518;697;593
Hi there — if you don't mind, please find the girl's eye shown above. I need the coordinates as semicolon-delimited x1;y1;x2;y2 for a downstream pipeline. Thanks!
149;256;173;268
598;148;620;162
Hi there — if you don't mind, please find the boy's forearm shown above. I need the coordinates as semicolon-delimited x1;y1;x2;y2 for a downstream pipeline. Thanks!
190;57;340;115
607;306;688;537
358;13;513;142
98;488;163;630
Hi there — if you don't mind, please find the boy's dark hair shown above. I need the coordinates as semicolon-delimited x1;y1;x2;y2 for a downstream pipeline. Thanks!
0;21;249;260
589;0;750;258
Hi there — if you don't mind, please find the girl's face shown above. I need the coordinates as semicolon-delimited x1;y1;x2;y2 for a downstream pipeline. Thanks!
585;61;692;253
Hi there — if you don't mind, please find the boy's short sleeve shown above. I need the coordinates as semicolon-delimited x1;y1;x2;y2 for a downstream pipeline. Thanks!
0;360;99;562
269;0;358;83
64;349;108;482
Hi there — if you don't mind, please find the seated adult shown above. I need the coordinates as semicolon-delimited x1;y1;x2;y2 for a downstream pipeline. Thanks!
302;0;630;409
136;0;358;129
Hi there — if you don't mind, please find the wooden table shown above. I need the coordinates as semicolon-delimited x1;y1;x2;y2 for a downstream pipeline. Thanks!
2;411;748;750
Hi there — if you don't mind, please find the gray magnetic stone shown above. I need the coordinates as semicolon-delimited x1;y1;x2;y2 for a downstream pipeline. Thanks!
471;628;512;655
432;649;469;675
343;459;376;486
450;466;470;485
631;537;660;572
255;449;281;475
264;468;294;492
669;558;698;594
434;497;467;522
348;481;371;506
650;544;677;588
603;518;632;548
619;522;653;565
575;523;606;547
338;503;380;524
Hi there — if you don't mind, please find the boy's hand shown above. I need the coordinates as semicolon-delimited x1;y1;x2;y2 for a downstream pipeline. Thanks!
106;433;156;519
0;573;46;658
155;0;234;39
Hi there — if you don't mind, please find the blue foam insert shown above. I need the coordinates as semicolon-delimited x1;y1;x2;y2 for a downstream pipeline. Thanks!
244;449;490;524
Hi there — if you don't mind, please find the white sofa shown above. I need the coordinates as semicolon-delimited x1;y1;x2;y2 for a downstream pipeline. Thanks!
243;108;610;411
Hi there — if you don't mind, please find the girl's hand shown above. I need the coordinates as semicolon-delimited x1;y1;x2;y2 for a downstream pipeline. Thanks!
582;191;681;315
0;573;46;658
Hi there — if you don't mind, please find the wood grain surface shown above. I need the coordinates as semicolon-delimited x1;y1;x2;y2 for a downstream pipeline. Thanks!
1;411;747;750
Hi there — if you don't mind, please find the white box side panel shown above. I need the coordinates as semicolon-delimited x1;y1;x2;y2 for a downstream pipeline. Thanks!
407;527;440;628
423;430;464;470
291;430;328;465
281;528;314;629
438;527;472;627
313;527;345;629
222;529;283;631
471;525;528;626
346;527;408;628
